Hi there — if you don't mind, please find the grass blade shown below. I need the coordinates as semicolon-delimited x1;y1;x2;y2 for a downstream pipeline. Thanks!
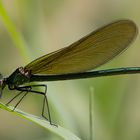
0;102;81;140
0;0;30;63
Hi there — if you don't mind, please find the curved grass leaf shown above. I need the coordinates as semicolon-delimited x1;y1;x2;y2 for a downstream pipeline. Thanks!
0;102;81;140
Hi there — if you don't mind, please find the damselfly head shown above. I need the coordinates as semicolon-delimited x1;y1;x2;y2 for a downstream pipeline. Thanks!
0;74;6;98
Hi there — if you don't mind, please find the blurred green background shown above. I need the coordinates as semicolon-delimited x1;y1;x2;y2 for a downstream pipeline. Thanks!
0;0;140;140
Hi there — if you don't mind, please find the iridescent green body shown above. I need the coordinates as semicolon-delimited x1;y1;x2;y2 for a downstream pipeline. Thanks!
0;19;139;125
0;19;138;92
6;67;30;88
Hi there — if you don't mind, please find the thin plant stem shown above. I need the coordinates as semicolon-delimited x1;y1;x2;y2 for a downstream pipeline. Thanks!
89;87;94;140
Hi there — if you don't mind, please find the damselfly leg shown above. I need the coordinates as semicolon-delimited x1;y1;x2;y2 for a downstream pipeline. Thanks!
6;85;55;126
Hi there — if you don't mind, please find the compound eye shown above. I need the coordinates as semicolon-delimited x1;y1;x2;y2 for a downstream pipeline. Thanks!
0;74;3;87
0;75;4;98
0;73;3;79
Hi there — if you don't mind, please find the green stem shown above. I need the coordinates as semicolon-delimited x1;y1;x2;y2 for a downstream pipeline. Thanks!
0;0;30;63
89;87;94;140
